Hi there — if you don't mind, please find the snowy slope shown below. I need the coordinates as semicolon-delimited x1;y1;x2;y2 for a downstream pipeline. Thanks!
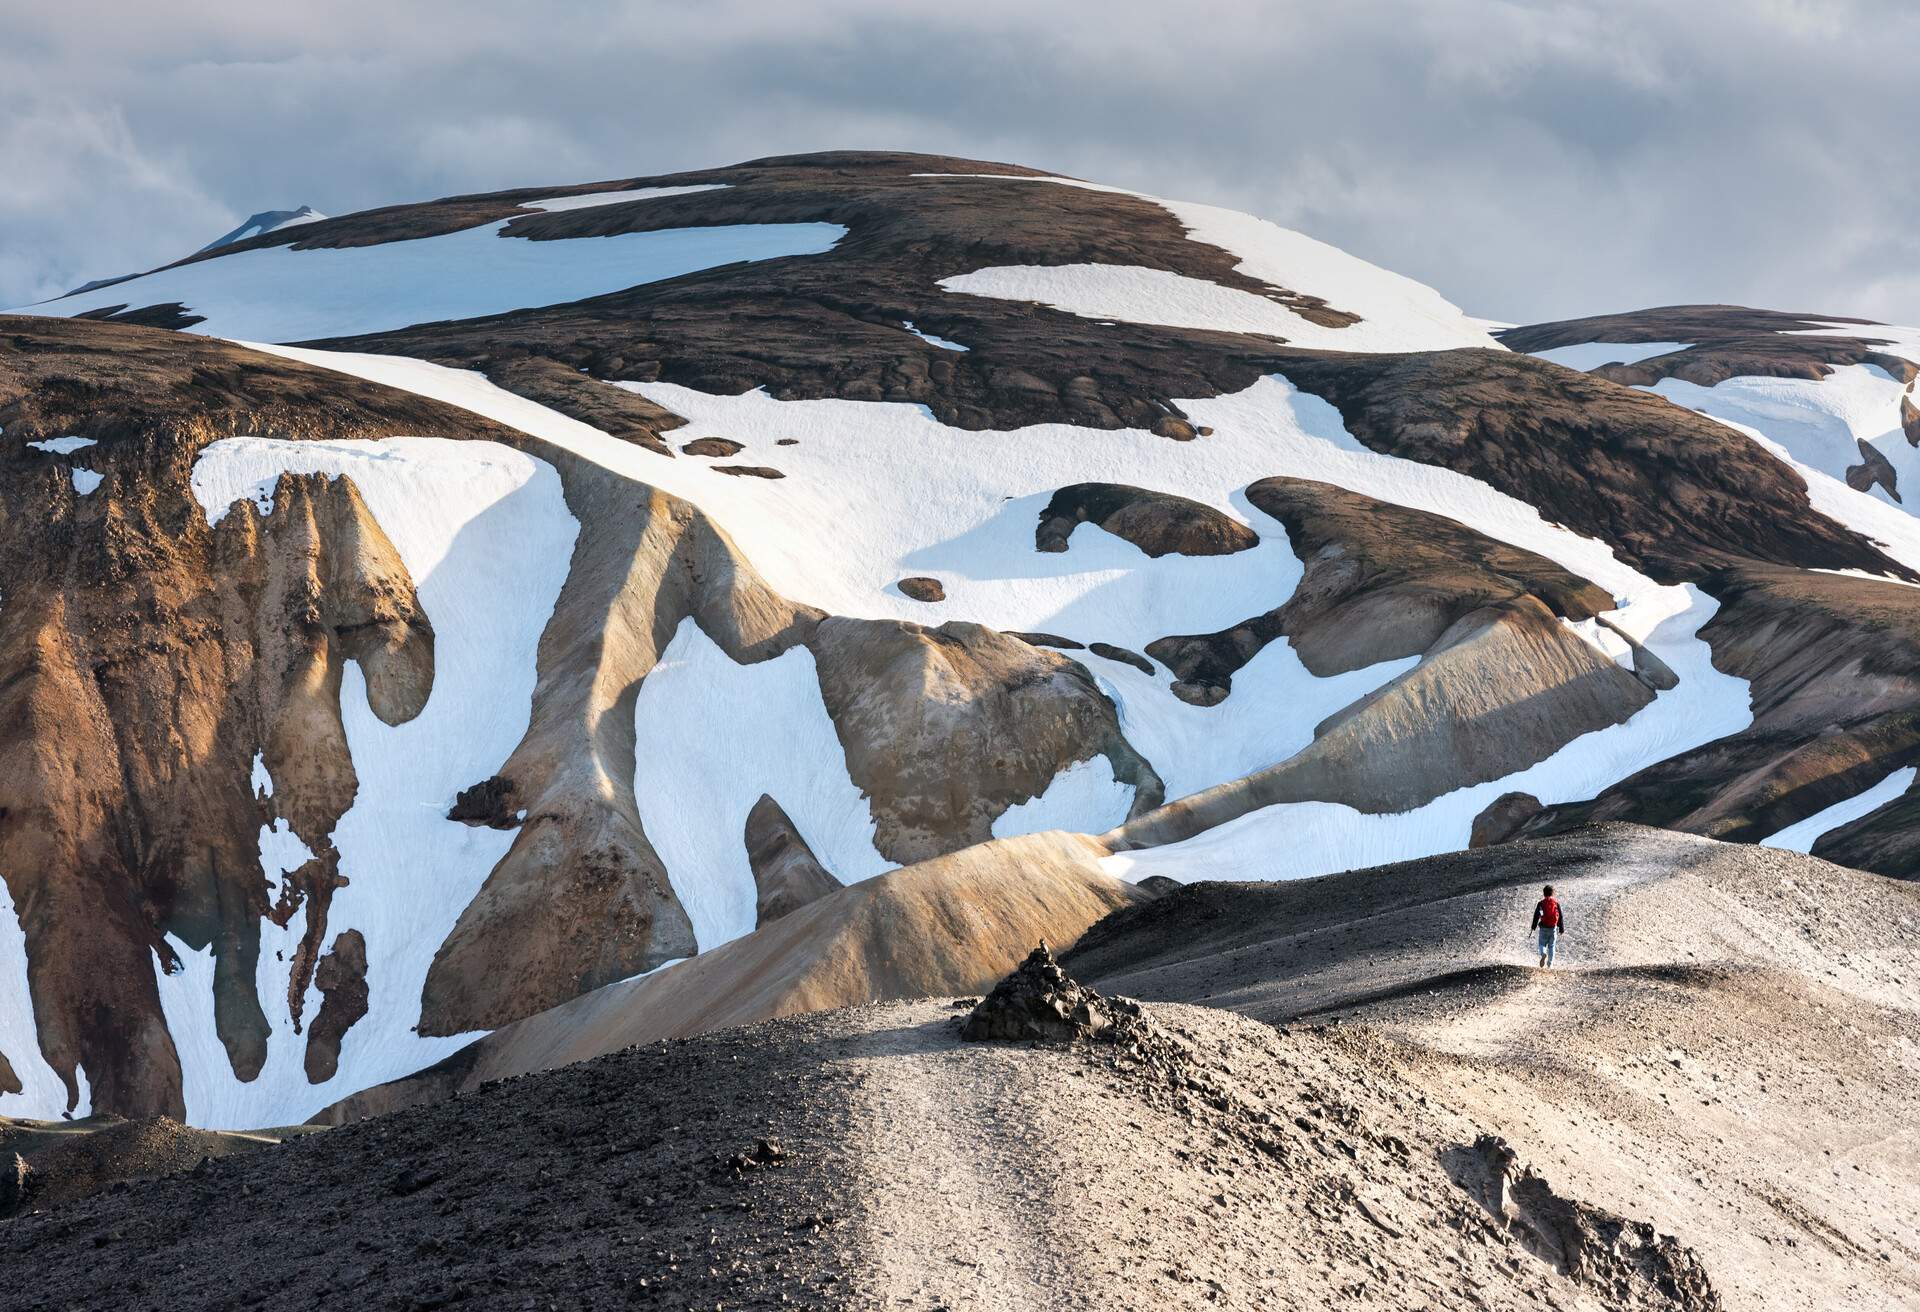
926;173;1498;352
632;620;891;952
1519;325;1920;533
247;347;1739;895
15;219;845;341
20;158;1914;1129
174;436;577;1128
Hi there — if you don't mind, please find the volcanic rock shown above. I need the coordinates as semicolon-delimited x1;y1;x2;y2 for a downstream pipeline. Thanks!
1035;482;1258;558
960;944;1147;1043
744;795;841;926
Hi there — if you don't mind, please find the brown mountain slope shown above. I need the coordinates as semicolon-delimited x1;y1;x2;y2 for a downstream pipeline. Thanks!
316;828;1139;1121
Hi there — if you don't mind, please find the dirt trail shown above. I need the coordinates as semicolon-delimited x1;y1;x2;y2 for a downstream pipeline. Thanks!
840;1017;1090;1309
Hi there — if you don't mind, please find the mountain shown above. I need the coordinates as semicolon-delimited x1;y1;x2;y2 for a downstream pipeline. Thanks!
3;150;1919;1145
53;207;330;302
193;206;328;256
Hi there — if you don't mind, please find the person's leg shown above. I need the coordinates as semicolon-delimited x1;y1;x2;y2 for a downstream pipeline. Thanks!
1544;929;1556;968
1538;927;1549;968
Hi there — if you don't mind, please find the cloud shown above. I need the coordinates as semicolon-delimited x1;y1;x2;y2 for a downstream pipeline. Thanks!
3;0;1916;324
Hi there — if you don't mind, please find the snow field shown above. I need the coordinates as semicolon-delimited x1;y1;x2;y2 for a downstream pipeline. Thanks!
251;348;1741;891
1102;585;1750;885
1652;366;1918;513
632;619;891;952
921;173;1498;353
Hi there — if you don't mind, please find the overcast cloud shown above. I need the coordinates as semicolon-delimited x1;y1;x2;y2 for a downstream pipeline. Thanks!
3;0;1916;325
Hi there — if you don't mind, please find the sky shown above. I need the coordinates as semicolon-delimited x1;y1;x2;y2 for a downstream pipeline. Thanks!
4;0;1916;325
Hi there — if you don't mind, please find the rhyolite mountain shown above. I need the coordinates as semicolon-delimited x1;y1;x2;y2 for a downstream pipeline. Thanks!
4;150;1920;1130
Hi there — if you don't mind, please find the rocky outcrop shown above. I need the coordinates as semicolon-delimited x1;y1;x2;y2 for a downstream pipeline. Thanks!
1470;792;1542;847
744;795;841;926
1088;641;1154;674
1517;566;1920;851
1275;350;1914;584
1149;477;1616;701
807;619;1163;863
419;454;815;1035
0;317;507;1119
1034;482;1258;557
896;576;945;602
446;775;520;829
305;930;370;1084
1117;597;1652;848
316;829;1140;1121
1501;304;1915;391
680;437;743;457
481;355;680;456
1845;438;1900;501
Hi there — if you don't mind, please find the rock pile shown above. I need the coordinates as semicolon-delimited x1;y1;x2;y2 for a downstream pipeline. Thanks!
959;944;1149;1043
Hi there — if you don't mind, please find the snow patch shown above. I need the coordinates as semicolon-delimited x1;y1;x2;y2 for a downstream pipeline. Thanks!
991;755;1135;840
0;878;93;1119
519;184;730;212
22;219;845;343
26;435;95;454
1760;767;1917;853
70;468;103;495
1528;341;1689;371
902;320;968;351
632;619;890;952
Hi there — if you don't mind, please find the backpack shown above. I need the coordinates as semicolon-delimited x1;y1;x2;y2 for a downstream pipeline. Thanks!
1538;896;1561;928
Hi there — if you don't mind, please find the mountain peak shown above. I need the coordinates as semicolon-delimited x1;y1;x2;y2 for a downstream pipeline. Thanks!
194;205;327;255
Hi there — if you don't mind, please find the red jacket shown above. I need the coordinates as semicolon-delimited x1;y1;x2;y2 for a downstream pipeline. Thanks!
1531;897;1565;932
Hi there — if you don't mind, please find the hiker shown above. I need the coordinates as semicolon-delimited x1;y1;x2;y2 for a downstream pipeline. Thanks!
1530;884;1565;968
